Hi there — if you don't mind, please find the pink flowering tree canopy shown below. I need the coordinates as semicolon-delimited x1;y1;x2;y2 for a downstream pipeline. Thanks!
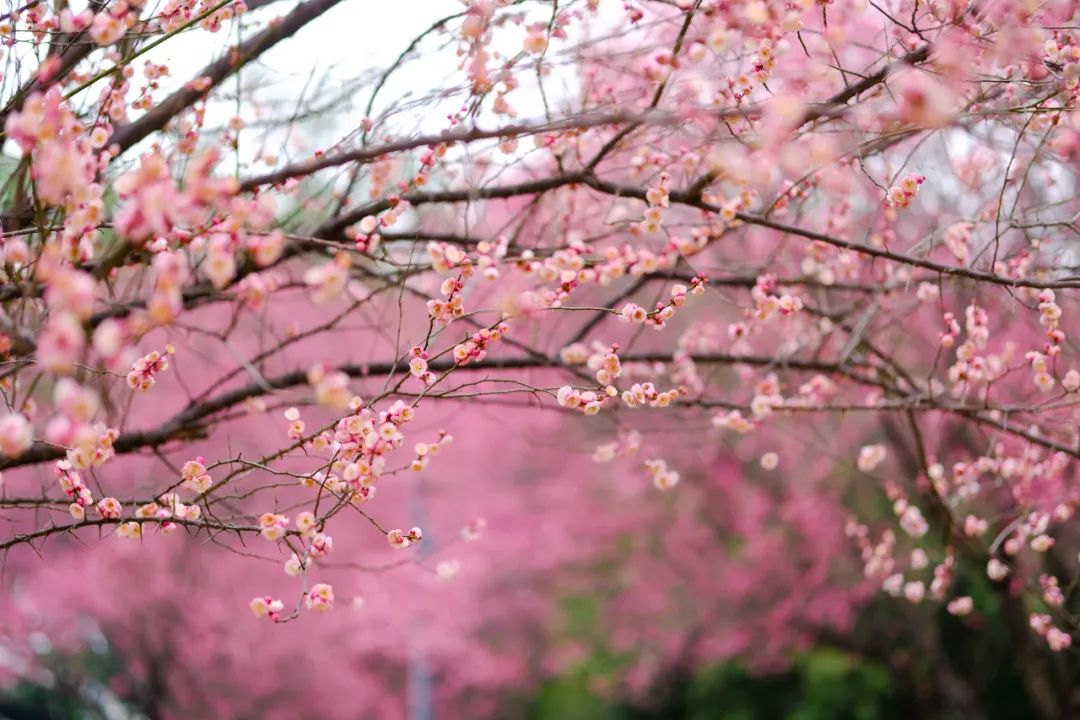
2;0;1080;716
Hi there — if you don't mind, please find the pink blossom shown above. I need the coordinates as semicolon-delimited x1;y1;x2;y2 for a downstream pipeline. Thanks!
0;413;33;457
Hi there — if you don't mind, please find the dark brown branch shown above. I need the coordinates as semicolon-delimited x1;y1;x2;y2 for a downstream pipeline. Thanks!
0;350;881;469
320;170;1080;289
238;111;664;192
108;0;349;155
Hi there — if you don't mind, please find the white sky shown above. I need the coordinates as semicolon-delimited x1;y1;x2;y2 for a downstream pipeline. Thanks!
128;0;580;165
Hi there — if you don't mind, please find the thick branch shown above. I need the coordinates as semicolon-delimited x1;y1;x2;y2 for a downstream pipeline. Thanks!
109;0;350;154
0;350;881;469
